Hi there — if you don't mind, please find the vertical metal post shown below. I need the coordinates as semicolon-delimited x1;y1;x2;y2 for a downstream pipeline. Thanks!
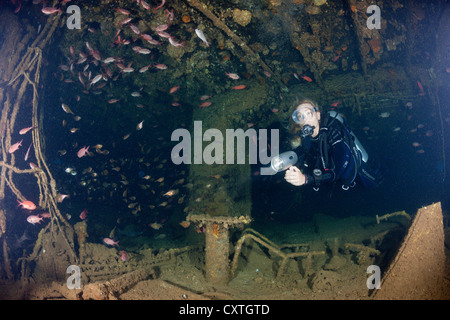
205;222;230;285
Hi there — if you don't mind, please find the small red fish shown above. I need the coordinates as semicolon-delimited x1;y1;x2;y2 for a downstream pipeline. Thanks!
80;209;88;220
225;73;240;80
200;95;212;101
19;126;36;135
89;74;102;85
168;37;184;47
157;31;171;39
199;101;212;108
122;67;134;73
11;0;21;13
169;86;180;94
155;24;169;32
139;65;150;73
116;8;130;15
119;250;128;261
77;146;89;158
41;7;62;15
141;0;151;10
103;238;119;247
332;55;341;62
330;100;341;108
40;212;51;219
140;34;153;42
154;64;167;70
154;0;166;10
27;215;43;225
301;75;313;82
17;199;36;210
129;24;141;35
118;17;132;27
136;48;151;55
8;139;23;153
417;80;425;96
231;85;246;90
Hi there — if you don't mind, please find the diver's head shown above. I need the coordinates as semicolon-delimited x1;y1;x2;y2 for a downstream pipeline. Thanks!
289;98;321;138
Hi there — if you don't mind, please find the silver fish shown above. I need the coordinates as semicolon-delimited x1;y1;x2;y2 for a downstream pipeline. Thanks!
24;143;32;161
195;28;209;47
90;74;102;85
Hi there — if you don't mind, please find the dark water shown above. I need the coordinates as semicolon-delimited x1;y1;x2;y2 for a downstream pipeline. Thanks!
2;0;449;277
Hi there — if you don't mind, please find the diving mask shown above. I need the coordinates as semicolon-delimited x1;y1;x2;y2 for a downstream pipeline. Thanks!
291;106;316;125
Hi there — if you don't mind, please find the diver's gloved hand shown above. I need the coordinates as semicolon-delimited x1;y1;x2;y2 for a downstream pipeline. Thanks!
284;166;307;186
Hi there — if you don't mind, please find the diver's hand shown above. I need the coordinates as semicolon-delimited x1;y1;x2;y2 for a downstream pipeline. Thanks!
284;166;306;186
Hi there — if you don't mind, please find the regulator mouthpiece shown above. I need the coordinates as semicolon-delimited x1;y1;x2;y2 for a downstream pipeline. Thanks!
300;125;315;138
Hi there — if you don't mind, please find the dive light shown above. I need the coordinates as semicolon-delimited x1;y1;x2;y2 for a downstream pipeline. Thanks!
270;151;298;172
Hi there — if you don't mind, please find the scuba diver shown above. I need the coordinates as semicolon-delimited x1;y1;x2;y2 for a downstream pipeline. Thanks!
277;98;384;190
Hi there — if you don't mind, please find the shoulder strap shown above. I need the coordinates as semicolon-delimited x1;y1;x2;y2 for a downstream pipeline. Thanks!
318;111;363;188
317;112;341;170
327;111;361;165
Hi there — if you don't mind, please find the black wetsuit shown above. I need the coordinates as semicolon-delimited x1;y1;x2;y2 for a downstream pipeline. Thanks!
294;112;383;190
